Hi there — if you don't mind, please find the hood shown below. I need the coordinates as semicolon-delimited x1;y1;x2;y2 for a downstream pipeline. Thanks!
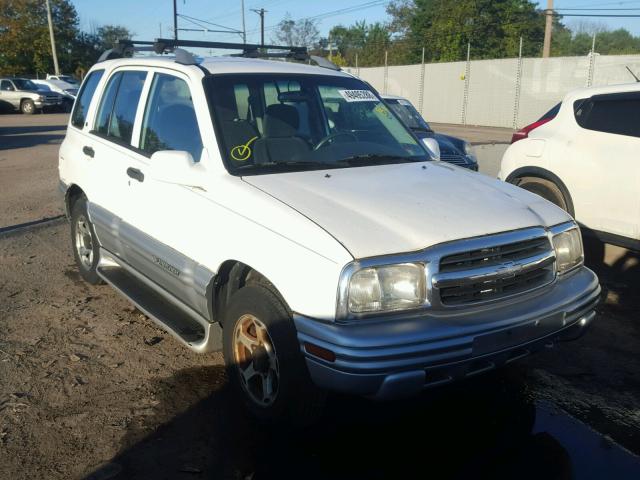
243;162;571;259
411;130;466;156
433;133;465;156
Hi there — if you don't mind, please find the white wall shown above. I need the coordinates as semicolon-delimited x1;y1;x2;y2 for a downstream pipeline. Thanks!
347;54;640;129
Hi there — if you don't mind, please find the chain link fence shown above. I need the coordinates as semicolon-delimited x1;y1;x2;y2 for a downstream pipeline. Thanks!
345;53;640;129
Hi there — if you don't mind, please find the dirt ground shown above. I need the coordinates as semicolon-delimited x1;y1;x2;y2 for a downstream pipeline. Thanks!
1;113;639;480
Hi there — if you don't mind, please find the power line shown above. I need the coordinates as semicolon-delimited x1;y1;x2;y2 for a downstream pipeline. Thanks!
246;0;390;34
556;7;640;10
554;13;640;16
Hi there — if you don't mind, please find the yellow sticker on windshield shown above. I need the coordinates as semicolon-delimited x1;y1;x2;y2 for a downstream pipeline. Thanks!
230;136;258;161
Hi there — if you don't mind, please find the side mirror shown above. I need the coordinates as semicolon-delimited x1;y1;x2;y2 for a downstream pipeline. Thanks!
148;150;207;190
421;137;441;160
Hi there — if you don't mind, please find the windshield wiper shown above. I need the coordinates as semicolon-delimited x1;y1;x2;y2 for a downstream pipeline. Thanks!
337;154;421;166
235;160;343;172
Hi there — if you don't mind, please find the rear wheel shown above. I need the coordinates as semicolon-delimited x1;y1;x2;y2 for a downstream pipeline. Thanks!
515;177;569;212
223;285;325;425
20;99;35;114
70;197;103;285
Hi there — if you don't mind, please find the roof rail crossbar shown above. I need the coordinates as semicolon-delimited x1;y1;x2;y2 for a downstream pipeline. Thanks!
97;38;340;71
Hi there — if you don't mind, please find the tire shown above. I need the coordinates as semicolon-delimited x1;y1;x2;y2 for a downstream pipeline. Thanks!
516;177;569;212
20;99;35;115
70;197;103;285
223;285;325;425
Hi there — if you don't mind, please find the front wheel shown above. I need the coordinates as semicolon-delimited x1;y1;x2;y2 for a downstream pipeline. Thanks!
70;197;103;285
516;177;569;213
223;285;325;424
21;99;35;114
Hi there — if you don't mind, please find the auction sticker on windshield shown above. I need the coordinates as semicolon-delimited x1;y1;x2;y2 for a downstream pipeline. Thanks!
338;90;378;102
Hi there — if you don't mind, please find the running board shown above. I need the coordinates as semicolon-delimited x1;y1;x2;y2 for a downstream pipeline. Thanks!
97;249;222;353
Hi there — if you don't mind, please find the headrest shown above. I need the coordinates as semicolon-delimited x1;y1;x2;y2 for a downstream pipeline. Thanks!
263;104;299;137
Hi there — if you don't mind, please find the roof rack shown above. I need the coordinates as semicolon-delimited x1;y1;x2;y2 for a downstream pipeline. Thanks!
97;39;341;71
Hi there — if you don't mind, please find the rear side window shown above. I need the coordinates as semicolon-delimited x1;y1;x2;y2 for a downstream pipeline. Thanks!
139;73;203;161
94;70;147;144
71;70;104;129
574;93;640;138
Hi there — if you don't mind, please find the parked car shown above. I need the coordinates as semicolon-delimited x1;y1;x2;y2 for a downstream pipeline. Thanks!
0;77;63;114
33;79;78;112
46;74;79;86
382;95;478;171
500;83;640;251
59;40;600;423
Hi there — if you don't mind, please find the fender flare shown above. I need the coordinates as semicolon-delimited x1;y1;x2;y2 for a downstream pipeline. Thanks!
505;166;575;217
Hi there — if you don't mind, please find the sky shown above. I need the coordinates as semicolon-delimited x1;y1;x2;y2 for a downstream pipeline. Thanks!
71;0;640;45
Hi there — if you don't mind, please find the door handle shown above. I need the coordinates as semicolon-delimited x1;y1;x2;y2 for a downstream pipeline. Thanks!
126;167;144;183
82;146;94;157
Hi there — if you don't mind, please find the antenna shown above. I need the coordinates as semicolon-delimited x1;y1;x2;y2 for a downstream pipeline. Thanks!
626;66;640;82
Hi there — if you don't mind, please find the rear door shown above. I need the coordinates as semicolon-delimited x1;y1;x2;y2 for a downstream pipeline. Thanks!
83;68;149;258
562;91;640;241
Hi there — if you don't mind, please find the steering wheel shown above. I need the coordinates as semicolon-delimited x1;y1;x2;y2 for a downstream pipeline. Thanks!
314;132;358;150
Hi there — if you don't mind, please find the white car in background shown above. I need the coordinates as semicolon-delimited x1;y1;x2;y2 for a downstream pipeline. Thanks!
500;83;640;251
33;79;78;112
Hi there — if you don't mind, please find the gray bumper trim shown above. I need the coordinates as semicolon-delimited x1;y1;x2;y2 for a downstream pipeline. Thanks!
294;267;600;399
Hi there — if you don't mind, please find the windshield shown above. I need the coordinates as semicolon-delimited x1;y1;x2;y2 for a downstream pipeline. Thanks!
205;74;428;175
385;99;432;132
13;79;38;90
58;75;78;84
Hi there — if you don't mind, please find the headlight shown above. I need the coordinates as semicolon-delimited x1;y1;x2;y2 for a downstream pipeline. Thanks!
347;263;426;314
463;142;477;161
552;227;583;274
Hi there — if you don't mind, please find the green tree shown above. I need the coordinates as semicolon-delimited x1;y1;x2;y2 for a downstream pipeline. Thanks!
96;25;133;49
388;0;546;62
329;21;392;67
272;14;319;48
0;0;80;75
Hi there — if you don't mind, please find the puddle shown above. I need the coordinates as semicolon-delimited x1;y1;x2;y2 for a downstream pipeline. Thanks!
84;366;640;479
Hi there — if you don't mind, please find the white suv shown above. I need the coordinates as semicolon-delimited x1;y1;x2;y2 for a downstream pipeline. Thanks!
500;83;640;251
59;40;600;422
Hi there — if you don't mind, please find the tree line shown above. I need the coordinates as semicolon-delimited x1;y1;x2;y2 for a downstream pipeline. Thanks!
0;0;132;76
274;0;640;67
2;0;639;76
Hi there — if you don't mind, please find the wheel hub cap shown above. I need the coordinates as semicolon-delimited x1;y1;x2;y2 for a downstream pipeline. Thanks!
233;314;279;407
74;215;93;269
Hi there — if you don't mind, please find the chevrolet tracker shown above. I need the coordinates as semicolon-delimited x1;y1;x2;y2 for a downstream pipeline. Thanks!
59;39;600;422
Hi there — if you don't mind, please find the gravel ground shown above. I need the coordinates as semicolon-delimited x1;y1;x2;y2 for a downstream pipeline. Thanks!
0;113;638;479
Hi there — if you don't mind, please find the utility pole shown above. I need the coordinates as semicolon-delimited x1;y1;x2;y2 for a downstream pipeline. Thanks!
251;8;265;46
45;0;60;75
173;0;178;40
542;0;553;58
241;0;247;44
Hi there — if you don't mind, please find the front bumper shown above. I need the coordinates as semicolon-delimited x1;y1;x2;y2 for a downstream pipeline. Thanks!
294;267;600;400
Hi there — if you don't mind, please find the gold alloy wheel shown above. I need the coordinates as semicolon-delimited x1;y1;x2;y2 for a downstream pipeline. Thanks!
232;314;280;406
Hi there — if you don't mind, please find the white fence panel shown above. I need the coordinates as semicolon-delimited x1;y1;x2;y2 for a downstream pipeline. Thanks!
465;58;519;128
422;61;466;125
351;53;640;129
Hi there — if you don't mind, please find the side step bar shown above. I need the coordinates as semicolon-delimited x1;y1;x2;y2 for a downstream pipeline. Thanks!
97;248;222;353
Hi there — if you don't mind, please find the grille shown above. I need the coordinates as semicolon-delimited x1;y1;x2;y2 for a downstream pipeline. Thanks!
435;236;555;306
440;154;468;167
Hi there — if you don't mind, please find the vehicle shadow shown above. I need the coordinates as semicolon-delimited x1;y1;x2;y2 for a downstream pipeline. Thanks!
84;366;573;480
582;234;640;313
0;124;67;150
